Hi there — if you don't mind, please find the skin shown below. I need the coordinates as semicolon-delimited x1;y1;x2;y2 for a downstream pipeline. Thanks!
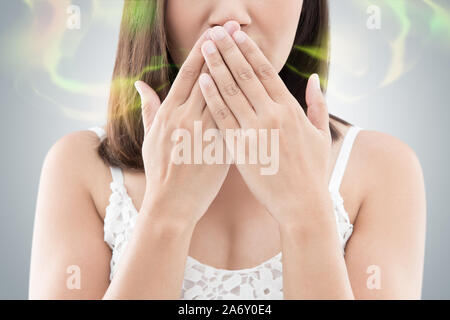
165;0;302;73
29;1;426;299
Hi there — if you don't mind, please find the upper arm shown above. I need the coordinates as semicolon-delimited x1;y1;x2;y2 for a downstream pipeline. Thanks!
29;131;112;299
344;131;426;299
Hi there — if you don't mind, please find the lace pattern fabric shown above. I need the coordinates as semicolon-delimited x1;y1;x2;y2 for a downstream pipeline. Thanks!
92;125;362;300
103;179;353;299
104;180;138;280
183;252;284;300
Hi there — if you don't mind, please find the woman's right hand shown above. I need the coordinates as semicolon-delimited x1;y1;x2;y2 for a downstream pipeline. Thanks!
134;27;237;226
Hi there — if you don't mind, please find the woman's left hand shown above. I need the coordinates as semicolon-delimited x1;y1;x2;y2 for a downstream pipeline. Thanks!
198;26;333;226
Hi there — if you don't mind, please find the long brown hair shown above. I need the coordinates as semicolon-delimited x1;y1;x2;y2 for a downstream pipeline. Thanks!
98;0;351;170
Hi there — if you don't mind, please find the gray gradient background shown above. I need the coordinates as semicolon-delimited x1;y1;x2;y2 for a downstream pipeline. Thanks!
0;0;448;299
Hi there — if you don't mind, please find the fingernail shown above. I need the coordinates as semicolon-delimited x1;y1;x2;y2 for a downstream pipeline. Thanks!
312;74;321;91
204;28;212;40
202;41;216;55
223;21;240;34
199;73;212;87
134;81;143;96
211;26;226;40
233;31;247;44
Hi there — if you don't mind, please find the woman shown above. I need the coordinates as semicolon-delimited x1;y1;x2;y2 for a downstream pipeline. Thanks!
29;0;426;299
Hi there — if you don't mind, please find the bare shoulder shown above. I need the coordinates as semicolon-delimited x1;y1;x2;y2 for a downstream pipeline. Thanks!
343;129;426;299
44;129;105;181
355;129;424;185
31;129;112;298
352;129;426;218
43;128;111;218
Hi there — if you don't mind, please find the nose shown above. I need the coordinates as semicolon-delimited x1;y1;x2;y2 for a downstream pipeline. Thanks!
208;0;251;29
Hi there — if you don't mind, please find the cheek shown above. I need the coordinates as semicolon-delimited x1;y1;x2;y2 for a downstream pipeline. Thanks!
263;26;295;72
255;1;303;72
165;3;202;65
166;25;194;65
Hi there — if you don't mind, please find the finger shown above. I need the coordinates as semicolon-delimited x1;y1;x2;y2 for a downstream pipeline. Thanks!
201;20;241;131
201;106;232;166
135;80;161;136
223;20;241;37
306;74;331;139
209;26;271;113
184;63;209;115
231;30;292;104
166;28;212;105
186;21;241;115
183;22;241;115
201;40;257;127
198;73;240;132
201;102;216;130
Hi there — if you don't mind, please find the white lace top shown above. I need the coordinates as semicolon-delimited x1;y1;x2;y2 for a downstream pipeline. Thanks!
89;125;363;300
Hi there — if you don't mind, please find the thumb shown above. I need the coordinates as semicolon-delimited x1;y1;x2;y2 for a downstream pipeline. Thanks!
135;80;161;136
305;74;330;138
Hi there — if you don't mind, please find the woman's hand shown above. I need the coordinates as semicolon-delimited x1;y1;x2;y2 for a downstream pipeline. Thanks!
135;26;240;226
198;26;333;226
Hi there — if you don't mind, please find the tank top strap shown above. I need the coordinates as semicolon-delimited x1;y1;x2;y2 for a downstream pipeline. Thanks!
88;126;124;186
328;125;363;194
88;126;106;140
109;166;124;185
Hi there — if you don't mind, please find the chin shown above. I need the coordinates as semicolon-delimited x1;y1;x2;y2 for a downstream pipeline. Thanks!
262;50;285;73
274;62;284;74
269;58;284;74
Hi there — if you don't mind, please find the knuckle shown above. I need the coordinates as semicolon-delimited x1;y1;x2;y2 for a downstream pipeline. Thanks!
262;113;281;129
247;44;257;56
203;85;217;98
178;117;192;130
222;41;236;54
223;82;240;97
179;64;197;80
209;57;223;68
257;63;276;80
214;105;231;120
269;117;281;129
141;100;152;111
142;108;152;123
237;68;255;81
